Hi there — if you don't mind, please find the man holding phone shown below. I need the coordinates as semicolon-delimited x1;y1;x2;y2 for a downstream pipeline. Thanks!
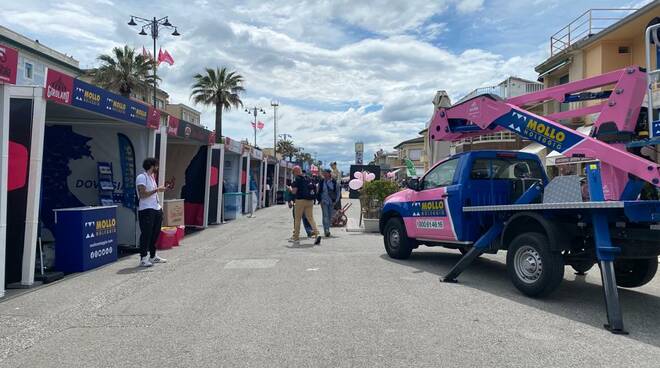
136;157;169;267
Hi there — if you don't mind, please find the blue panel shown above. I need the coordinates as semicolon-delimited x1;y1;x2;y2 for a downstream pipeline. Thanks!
72;79;149;126
492;109;585;153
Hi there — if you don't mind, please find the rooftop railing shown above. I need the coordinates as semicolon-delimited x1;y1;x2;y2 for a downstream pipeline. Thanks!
550;8;638;56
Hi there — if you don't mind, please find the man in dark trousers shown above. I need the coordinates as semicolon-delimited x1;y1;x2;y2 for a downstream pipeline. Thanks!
289;165;321;246
317;169;340;237
136;158;169;267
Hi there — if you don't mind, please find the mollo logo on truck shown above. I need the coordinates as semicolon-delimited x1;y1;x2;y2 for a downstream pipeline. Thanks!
498;110;583;153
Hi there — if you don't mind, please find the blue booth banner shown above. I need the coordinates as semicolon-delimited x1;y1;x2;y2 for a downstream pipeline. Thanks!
54;206;118;273
45;68;160;128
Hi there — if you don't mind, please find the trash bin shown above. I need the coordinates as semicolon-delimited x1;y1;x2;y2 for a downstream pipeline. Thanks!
224;192;242;220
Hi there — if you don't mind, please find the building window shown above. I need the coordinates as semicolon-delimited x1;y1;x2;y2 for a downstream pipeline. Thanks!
156;99;165;109
24;61;33;80
408;149;422;161
618;46;630;54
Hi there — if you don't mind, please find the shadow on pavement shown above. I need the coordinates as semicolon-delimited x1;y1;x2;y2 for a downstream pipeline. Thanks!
380;249;660;346
116;266;153;274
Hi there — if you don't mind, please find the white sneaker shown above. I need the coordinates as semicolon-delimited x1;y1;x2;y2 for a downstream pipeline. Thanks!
139;256;153;267
150;255;167;264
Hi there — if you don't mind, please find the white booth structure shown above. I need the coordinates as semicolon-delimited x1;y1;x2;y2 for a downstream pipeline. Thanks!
1;68;162;295
222;137;243;221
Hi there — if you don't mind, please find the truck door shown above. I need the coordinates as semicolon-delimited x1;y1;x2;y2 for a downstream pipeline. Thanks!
407;158;460;241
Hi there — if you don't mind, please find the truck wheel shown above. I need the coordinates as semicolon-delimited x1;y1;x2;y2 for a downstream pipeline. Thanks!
506;233;564;297
384;217;413;260
614;258;658;288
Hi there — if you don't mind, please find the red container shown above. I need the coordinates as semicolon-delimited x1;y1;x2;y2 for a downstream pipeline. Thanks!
156;227;179;250
175;226;185;245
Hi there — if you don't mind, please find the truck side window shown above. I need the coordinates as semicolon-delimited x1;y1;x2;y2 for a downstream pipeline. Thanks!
470;158;543;180
421;159;459;190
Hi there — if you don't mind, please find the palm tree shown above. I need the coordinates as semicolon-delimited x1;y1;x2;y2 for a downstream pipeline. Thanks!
88;45;157;98
276;139;298;161
191;67;245;142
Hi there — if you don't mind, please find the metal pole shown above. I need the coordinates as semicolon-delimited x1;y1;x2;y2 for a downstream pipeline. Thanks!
253;108;257;147
271;101;278;203
152;17;158;108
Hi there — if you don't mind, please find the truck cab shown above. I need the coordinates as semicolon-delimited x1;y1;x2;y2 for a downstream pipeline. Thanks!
381;150;547;253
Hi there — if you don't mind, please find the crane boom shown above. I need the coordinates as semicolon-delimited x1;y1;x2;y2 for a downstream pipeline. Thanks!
429;66;660;197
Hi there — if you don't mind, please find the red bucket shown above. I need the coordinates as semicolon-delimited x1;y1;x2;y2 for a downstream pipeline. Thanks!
156;227;179;250
175;226;185;244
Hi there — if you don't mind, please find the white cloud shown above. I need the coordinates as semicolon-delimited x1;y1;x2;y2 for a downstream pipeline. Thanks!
0;0;548;171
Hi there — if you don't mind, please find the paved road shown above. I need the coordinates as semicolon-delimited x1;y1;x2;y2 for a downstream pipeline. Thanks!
1;201;660;367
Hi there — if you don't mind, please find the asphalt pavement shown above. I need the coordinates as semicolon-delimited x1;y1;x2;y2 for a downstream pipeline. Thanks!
1;200;660;367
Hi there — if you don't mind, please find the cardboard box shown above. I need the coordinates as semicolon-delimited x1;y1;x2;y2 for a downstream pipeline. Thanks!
163;199;185;227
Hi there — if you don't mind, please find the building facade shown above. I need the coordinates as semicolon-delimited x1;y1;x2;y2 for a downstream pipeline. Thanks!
166;103;201;125
393;136;426;178
0;25;81;86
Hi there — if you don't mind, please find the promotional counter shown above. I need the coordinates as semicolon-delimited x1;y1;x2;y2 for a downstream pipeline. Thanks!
161;116;214;228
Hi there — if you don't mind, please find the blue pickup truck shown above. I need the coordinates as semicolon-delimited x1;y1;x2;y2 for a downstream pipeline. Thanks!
380;150;660;299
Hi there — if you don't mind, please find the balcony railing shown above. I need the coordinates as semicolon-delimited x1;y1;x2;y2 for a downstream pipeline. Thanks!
550;8;638;56
452;132;518;146
456;81;544;105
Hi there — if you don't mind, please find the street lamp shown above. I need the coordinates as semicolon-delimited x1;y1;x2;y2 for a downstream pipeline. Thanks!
127;15;181;108
271;100;279;156
245;106;266;147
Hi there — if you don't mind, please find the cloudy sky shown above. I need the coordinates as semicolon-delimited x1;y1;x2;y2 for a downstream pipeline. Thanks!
0;0;650;170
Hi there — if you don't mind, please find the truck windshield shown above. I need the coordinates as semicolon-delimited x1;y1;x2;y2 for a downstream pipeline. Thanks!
470;158;544;180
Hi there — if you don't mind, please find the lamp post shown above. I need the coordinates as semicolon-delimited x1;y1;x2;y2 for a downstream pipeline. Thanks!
245;106;266;147
127;15;180;108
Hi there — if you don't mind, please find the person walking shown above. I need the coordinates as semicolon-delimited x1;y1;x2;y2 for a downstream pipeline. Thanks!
317;168;340;237
285;180;313;237
136;158;169;267
290;165;321;245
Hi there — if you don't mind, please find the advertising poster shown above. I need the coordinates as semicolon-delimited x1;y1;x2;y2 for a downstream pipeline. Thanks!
41;125;149;245
0;44;19;84
208;148;221;224
5;98;33;285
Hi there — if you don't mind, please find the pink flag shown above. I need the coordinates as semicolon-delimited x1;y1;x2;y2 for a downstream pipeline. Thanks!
158;48;174;66
257;121;265;130
162;49;174;65
142;46;153;60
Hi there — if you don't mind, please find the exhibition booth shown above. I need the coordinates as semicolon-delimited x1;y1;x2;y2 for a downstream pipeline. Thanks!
160;116;214;229
0;68;162;295
248;147;265;212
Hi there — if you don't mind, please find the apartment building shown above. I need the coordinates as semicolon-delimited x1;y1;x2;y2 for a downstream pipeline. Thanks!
536;3;660;122
166;103;201;125
393;136;426;178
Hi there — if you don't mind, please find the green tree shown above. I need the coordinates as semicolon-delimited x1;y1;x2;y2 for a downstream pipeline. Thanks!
277;139;298;161
88;45;157;98
191;67;245;142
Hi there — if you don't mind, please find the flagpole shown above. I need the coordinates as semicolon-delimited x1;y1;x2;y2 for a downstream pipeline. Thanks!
245;106;266;147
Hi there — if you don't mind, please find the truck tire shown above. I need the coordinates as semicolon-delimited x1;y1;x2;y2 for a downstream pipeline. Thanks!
384;217;413;260
506;233;564;297
571;261;594;274
614;258;658;288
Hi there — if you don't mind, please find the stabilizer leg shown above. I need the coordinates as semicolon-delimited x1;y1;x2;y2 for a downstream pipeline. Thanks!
600;260;627;334
442;222;502;282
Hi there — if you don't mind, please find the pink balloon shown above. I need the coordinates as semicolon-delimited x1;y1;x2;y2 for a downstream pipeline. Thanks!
353;171;363;180
365;172;376;182
349;179;363;190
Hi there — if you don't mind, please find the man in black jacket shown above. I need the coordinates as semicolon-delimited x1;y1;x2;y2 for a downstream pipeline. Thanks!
317;169;340;237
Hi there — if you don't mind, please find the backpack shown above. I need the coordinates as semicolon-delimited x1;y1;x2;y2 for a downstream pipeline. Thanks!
297;176;317;200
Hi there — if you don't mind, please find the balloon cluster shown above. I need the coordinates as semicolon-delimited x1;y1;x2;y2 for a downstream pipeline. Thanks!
349;171;375;190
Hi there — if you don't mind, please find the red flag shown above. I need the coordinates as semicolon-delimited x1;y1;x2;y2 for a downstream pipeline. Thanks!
257;121;264;130
162;49;175;65
142;46;153;60
157;47;164;65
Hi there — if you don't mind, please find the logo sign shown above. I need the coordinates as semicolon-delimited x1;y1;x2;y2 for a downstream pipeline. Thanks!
176;119;211;143
495;110;583;153
251;148;263;160
225;137;243;153
411;200;447;217
0;44;18;84
45;69;151;126
416;219;444;229
44;69;74;104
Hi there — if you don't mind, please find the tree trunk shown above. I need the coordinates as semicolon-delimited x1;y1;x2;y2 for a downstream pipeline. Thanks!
215;105;223;143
